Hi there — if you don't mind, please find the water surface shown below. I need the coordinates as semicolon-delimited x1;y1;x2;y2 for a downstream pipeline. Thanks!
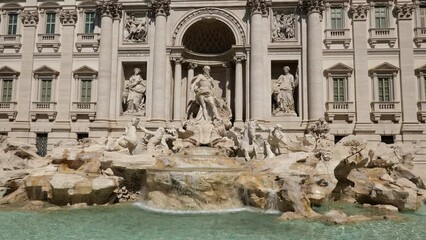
0;203;425;240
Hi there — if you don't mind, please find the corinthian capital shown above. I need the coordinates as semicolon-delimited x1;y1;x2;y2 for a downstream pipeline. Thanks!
97;0;122;19
21;10;39;26
149;0;171;17
59;9;78;26
247;0;271;16
394;4;414;20
350;4;370;21
298;0;325;15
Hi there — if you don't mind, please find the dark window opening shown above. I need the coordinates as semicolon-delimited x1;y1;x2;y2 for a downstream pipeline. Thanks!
381;135;394;144
36;133;48;157
77;133;89;141
334;135;345;144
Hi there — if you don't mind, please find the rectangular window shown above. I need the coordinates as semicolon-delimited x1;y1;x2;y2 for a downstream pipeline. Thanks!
40;79;52;102
45;13;56;34
8;13;18;35
80;79;92;102
333;77;346;102
330;8;343;29
375;6;388;28
420;7;426;28
378;77;391;102
84;12;96;34
1;79;13;102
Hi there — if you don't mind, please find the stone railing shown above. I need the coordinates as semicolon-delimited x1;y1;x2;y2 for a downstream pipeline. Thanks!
370;101;401;122
70;102;96;121
325;101;355;122
75;33;100;52
0;35;22;53
414;27;426;47
0;101;17;120
36;34;60;52
368;28;396;48
30;101;57;121
323;29;351;49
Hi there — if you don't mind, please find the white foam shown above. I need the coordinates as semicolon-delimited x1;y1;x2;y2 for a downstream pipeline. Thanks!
134;202;281;215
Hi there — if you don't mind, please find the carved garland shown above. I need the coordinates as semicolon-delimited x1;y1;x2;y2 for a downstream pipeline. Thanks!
59;9;78;25
148;0;171;17
394;4;414;20
350;5;369;20
21;10;39;26
297;0;325;15
172;8;246;46
247;0;271;16
96;0;122;19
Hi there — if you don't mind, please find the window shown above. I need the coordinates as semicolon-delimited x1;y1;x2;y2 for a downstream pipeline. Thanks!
381;135;394;144
330;8;343;29
77;133;89;141
378;77;391;102
45;12;56;34
1;79;13;102
36;133;48;157
375;6;388;28
84;12;96;34
333;77;346;102
420;6;426;28
40;78;52;102
80;79;92;102
8;13;18;35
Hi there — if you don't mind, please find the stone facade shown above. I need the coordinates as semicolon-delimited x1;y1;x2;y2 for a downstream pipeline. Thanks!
0;0;426;178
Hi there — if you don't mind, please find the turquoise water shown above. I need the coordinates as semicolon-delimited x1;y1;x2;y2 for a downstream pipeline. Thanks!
0;203;425;240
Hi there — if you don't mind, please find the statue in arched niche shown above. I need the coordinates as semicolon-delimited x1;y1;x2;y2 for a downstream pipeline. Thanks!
122;67;146;115
272;66;298;115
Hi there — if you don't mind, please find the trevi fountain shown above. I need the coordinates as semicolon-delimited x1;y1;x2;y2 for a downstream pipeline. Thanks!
0;0;426;239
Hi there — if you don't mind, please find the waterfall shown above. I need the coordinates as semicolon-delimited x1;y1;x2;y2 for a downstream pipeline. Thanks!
265;190;278;211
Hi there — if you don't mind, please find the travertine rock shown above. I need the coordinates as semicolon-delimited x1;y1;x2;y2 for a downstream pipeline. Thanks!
325;210;348;224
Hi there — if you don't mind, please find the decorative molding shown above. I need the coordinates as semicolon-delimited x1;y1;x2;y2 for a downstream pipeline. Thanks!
21;10;39;26
96;0;122;19
247;0;272;16
188;62;198;70
233;54;247;63
393;4;414;20
148;0;171;17
349;4;369;21
297;0;325;15
172;8;246;46
59;9;78;26
170;56;185;64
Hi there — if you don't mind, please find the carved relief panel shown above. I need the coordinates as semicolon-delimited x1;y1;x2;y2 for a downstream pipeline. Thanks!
271;9;297;42
123;11;148;43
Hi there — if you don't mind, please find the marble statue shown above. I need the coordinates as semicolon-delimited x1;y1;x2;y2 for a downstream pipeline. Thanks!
258;123;287;155
188;66;232;123
105;117;141;155
227;120;265;161
139;125;176;154
272;12;296;41
124;14;147;42
122;68;147;115
272;66;298;115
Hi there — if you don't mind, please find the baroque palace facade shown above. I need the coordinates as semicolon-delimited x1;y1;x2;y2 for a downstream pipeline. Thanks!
0;0;426;175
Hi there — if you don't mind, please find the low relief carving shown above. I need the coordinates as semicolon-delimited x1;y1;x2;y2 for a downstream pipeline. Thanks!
272;66;299;115
272;11;296;41
124;13;148;42
122;68;146;115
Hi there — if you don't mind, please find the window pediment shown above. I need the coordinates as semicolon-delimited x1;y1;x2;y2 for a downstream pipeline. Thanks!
39;2;61;9
0;66;20;77
415;64;426;76
324;63;353;77
78;1;97;9
33;65;59;77
369;62;399;76
73;65;97;77
1;3;23;11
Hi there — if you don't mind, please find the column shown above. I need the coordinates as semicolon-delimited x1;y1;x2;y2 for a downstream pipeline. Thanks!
247;0;270;120
96;0;121;121
224;62;232;109
14;10;38;127
299;0;325;121
395;4;417;123
186;62;197;105
234;55;246;122
150;0;170;121
172;57;183;121
55;9;77;124
350;4;371;124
